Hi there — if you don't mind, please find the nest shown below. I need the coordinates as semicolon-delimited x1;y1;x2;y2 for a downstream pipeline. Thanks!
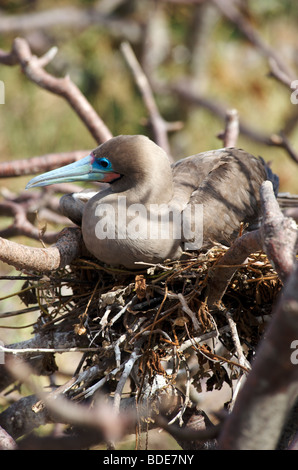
15;246;281;416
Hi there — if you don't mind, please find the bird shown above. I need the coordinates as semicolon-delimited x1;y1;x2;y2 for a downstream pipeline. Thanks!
26;135;278;269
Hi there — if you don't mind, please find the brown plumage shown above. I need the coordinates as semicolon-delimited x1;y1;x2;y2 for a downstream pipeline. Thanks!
27;135;278;269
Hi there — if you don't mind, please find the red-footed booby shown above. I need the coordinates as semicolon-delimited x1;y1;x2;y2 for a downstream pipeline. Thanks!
26;135;278;269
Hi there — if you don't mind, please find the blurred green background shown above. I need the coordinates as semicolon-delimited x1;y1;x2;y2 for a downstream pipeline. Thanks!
0;0;297;193
0;0;297;449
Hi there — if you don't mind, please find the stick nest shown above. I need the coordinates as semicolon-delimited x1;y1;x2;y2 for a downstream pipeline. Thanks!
13;246;281;410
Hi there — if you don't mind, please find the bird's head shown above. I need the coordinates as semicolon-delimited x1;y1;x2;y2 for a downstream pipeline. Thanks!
25;148;121;189
26;135;172;200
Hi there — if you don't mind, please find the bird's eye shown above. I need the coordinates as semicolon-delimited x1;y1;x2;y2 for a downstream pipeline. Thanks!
97;157;111;169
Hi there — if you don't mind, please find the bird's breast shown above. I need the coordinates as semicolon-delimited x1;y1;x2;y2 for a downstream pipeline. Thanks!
82;195;185;268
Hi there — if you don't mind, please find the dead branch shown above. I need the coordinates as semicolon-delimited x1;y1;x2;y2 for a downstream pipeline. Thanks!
0;357;182;448
0;4;141;44
217;108;239;148
170;81;298;164
0;38;112;144
206;230;262;307
207;180;297;307
0;227;82;272
218;263;298;450
0;150;90;178
0;329;91;393
260;181;298;283
0;426;17;450
0;199;60;243
0;395;51;440
156;411;218;450
159;0;207;4
268;57;296;90
121;42;182;159
211;0;295;80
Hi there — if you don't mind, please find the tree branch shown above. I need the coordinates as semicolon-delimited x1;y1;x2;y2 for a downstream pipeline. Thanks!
260;181;298;283
0;150;90;178
218;263;298;450
207;181;297;307
0;227;82;272
121;41;182;160
0;38;112;144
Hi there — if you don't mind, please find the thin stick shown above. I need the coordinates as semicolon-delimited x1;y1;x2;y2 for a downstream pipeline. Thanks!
121;41;178;160
178;293;201;331
113;340;143;414
225;310;251;371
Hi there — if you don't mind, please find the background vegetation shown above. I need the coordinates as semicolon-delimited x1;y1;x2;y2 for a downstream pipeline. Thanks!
0;0;297;450
0;0;297;191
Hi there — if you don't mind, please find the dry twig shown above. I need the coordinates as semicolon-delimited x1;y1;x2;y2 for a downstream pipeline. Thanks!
0;38;112;144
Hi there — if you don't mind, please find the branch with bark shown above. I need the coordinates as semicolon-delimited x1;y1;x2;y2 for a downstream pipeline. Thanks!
207;181;298;307
218;263;298;450
0;38;112;144
0;14;297;450
0;227;82;272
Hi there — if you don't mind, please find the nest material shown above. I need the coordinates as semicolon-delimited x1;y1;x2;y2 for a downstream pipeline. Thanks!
14;246;281;411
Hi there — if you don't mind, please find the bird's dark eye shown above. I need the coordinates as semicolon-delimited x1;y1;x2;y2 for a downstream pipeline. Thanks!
97;157;111;169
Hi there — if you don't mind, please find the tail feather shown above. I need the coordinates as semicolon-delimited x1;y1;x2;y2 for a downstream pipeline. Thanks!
258;156;279;196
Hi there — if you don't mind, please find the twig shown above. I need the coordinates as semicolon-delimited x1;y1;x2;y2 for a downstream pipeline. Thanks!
218;109;239;148
0;200;60;243
218;263;298;450
0;345;100;355
212;0;294;80
83;366;124;399
178;293;201;331
155;414;220;443
167;356;191;426
121;41;181;159
224;310;251;371
260;181;298;282
0;38;112;144
0;426;17;450
113;340;143;414
267;132;298;165
170;81;298;164
0;5;141;43
0;227;83;272
0;150;90;178
206;230;262;307
268;57;295;90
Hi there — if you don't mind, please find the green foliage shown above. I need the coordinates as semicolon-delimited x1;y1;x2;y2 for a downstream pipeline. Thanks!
0;0;297;194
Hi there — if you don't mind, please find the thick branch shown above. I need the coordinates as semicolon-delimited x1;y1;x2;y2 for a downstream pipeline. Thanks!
207;230;262;307
217;108;239;148
0;38;112;144
121;42;181;160
260;181;298;283
170;81;298;163
218;264;298;450
212;0;295;80
0;426;17;450
0;227;82;272
0;150;89;178
0;5;141;43
207;181;297;307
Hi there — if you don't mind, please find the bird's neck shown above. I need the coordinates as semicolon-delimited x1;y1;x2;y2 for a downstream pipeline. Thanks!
110;170;174;206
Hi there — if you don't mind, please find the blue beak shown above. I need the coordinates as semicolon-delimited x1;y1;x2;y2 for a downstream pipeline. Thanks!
26;154;120;189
